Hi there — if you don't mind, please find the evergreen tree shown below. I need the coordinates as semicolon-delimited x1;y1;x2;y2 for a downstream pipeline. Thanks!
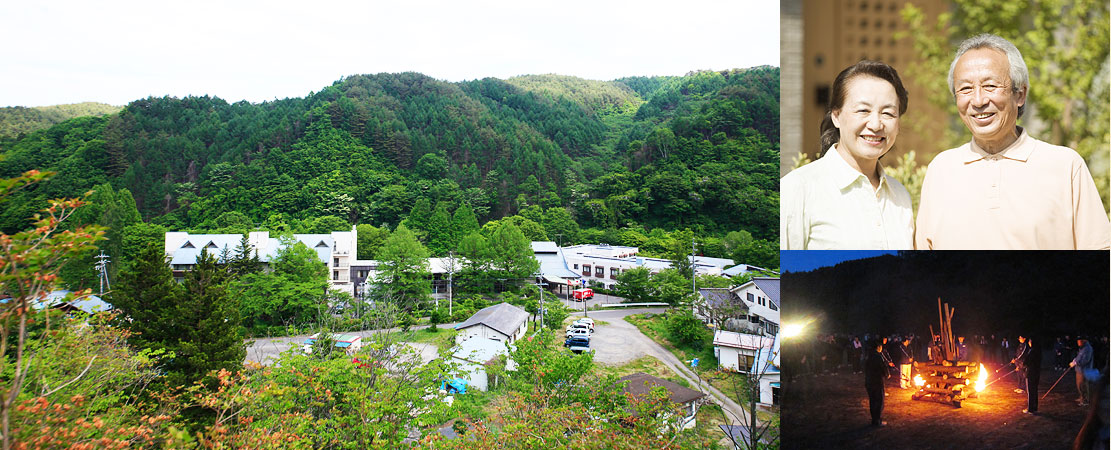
401;198;432;241
450;203;480;248
226;234;262;277
426;203;452;256
173;249;245;385
109;243;183;354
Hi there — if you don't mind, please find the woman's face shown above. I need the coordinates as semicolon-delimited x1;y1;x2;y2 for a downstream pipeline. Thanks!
831;75;900;165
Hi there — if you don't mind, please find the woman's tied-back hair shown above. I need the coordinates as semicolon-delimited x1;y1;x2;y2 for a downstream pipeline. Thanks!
819;60;909;155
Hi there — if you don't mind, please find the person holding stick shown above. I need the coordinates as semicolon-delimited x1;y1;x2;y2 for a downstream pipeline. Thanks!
1012;335;1029;394
1072;338;1094;406
1022;336;1042;414
865;341;890;427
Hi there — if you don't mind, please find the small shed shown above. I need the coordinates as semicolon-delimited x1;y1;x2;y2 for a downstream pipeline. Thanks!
619;372;706;430
454;302;529;344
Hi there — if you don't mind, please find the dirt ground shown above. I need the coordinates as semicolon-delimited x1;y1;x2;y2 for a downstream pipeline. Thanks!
782;365;1095;449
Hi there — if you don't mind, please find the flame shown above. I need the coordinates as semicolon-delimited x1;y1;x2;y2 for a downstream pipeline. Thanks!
975;363;987;392
914;374;925;388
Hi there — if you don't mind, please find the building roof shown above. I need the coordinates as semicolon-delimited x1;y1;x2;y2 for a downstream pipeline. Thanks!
454;302;529;338
752;277;780;308
713;330;774;351
690;255;736;269
33;290;111;314
751;334;780;374
722;263;773;277
619;372;706;405
532;242;581;283
168;234;243;265
719;424;771;446
698;288;745;310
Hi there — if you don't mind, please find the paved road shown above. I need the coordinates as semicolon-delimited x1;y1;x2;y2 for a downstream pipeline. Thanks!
571;308;754;427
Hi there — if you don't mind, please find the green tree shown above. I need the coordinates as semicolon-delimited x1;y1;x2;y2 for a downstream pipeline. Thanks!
541;206;579;246
401;198;432;241
234;238;328;330
0;170;104;449
355;223;390;260
171;249;246;385
374;224;431;311
485;221;539;291
614;266;652;303
450;203;480;244
110;243;185;353
665;229;695;280
426;203;453;256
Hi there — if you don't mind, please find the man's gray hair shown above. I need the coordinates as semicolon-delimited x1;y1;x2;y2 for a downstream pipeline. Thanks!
948;34;1029;118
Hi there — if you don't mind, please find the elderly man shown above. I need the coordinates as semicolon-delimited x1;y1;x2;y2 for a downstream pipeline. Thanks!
915;34;1110;250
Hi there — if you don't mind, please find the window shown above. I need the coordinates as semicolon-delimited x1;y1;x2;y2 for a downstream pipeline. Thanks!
595;266;604;278
573;264;578;270
333;257;339;266
333;271;339;280
739;354;754;373
610;267;619;279
759;297;765;307
746;292;755;302
583;265;591;277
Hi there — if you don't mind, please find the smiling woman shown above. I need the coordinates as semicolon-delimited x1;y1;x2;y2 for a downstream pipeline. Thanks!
780;60;914;250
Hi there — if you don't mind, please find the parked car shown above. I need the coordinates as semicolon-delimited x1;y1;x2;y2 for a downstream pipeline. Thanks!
574;317;595;331
564;336;591;353
572;288;594;301
566;322;592;335
566;328;590;340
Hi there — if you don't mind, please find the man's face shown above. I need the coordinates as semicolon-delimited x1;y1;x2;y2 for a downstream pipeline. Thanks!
952;48;1026;150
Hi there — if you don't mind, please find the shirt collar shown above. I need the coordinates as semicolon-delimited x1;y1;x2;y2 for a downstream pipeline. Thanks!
824;144;890;192
962;128;1032;163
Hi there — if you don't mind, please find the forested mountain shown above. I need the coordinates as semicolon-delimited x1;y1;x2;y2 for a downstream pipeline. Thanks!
782;252;1110;337
0;102;122;139
0;68;779;247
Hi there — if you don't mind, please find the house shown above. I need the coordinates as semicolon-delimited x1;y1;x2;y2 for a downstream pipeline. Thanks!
728;277;780;336
751;335;781;407
618;372;706;430
713;330;774;373
454;302;529;345
450;337;516;392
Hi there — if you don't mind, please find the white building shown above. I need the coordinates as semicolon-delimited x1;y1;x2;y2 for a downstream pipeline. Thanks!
730;277;780;336
713;330;774;372
453;302;529;345
752;335;781;407
562;244;737;290
450;337;516;392
165;227;359;294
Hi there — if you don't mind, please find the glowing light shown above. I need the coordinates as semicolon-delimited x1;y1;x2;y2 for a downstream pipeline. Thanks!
782;323;805;339
975;363;987;392
914;374;925;388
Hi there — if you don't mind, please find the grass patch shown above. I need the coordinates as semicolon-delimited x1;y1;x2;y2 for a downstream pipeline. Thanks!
626;312;718;376
591;356;692;390
403;326;458;352
704;371;749;407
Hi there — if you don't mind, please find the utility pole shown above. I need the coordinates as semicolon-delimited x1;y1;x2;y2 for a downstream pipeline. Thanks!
94;252;111;296
448;251;454;318
534;276;546;329
691;238;697;295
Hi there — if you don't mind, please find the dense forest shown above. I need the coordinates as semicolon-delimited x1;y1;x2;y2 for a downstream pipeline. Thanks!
0;102;121;139
0;69;779;271
781;251;1110;338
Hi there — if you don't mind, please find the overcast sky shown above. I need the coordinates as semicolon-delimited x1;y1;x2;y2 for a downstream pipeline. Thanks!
0;0;779;107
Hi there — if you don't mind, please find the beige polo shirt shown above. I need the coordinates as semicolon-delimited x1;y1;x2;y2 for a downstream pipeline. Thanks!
781;146;914;250
915;130;1110;249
